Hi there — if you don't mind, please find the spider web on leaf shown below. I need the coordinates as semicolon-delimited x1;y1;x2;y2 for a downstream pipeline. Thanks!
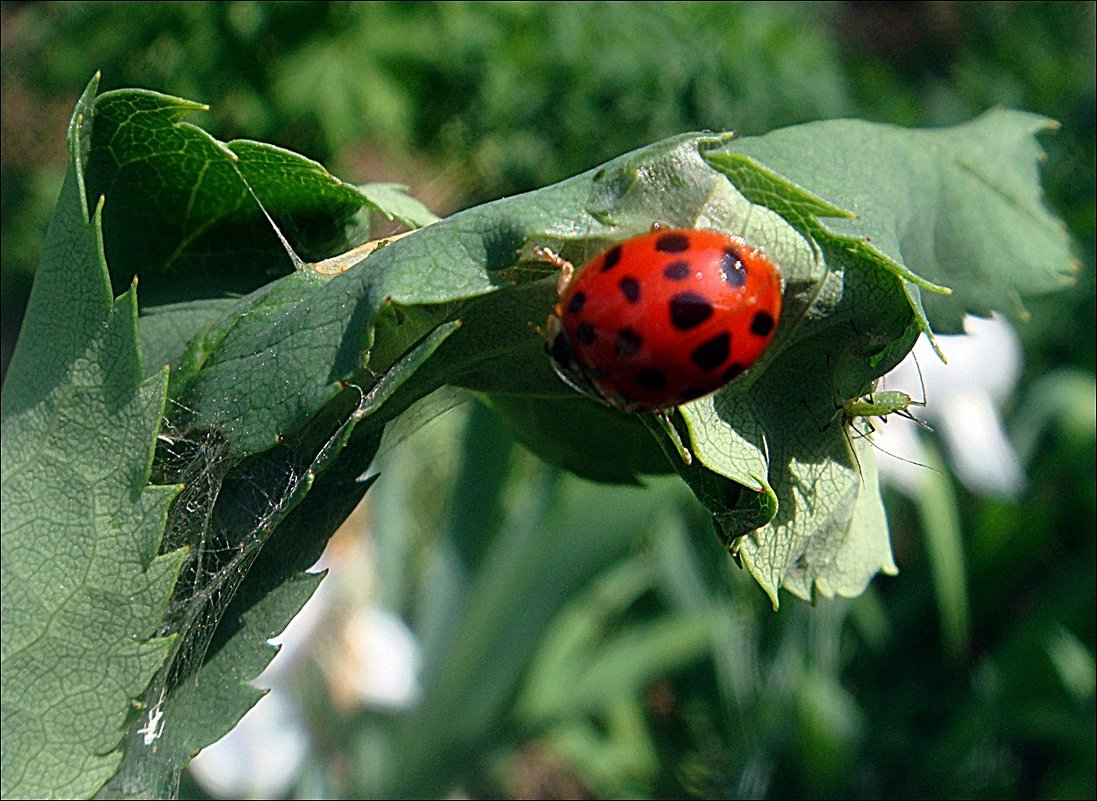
105;384;369;797
108;301;462;797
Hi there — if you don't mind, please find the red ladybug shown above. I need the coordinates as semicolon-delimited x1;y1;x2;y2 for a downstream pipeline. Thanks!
540;228;783;412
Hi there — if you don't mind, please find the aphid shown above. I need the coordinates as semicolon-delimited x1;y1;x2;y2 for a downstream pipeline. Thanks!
838;375;932;477
842;388;928;430
538;228;783;413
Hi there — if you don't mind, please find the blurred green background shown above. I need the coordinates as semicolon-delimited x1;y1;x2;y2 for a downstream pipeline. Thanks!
2;2;1093;798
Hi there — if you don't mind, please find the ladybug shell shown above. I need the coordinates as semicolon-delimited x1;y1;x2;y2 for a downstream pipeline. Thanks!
546;228;782;412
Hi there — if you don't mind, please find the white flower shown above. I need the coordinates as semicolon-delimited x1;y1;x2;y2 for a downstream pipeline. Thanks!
189;530;421;797
186;575;330;799
187;686;310;800
331;606;422;709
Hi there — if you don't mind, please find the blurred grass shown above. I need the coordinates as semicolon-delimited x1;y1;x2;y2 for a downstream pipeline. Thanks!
2;2;1093;798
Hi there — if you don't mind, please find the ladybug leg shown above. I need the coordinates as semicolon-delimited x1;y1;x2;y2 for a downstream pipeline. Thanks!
556;261;574;295
531;311;564;346
531;245;575;294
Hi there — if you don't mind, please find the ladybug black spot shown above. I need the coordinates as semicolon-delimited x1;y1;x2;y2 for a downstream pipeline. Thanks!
634;369;667;390
723;363;745;382
691;332;730;371
615;328;643;358
655;233;690;253
600;245;623;272
663;260;691;280
750;311;775;337
619;277;641;303
576;322;596;345
549;328;576;367
669;292;714;330
566;291;586;314
721;248;746;287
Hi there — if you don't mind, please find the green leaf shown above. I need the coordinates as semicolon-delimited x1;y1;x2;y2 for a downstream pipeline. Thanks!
131;102;1068;610
720;110;1078;335
84;90;404;287
82;88;436;380
0;75;184;799
357;181;442;229
2;79;457;799
677;112;1074;606
487;395;674;484
379;462;695;798
4;77;1074;795
162;127;823;479
104;320;456;795
517;557;714;722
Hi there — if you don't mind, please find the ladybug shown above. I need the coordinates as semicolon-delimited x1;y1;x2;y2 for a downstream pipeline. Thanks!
539;228;783;412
